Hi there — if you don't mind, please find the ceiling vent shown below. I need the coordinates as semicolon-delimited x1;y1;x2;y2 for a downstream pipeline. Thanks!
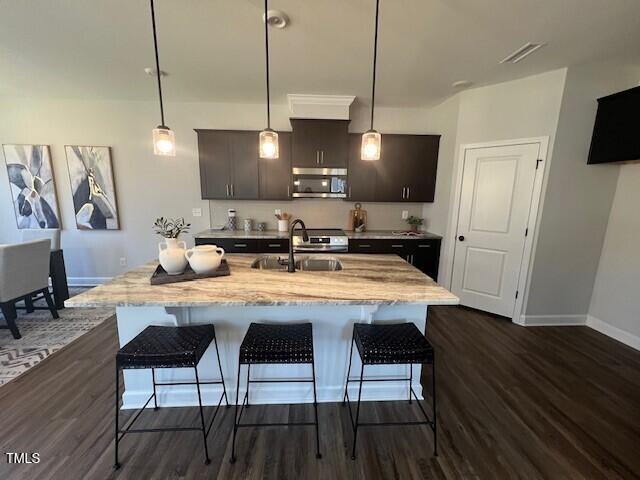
500;42;546;64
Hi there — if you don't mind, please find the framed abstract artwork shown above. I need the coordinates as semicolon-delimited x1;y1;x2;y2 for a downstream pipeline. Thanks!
3;144;61;229
65;145;119;230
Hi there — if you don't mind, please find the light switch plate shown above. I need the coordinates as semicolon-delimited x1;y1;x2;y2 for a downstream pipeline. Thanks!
402;210;409;220
192;208;202;217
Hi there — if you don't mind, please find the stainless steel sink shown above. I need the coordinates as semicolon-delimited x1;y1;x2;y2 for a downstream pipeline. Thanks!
250;256;288;270
295;257;343;272
250;255;343;272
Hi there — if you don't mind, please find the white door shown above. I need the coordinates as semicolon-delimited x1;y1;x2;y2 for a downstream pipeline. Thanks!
451;142;541;317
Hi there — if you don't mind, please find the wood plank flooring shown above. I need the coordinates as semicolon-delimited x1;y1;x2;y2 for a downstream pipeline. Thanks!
0;306;639;479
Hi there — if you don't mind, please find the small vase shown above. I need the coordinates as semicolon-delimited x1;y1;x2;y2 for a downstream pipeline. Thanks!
278;219;289;232
158;238;188;275
409;224;418;233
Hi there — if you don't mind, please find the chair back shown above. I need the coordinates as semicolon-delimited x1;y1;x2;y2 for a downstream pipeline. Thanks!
0;239;51;302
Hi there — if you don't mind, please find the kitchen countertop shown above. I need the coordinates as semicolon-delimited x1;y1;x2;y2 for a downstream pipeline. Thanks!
65;254;458;308
195;229;442;240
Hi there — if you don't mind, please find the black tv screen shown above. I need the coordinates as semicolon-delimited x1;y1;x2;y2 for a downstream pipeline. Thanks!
587;86;640;164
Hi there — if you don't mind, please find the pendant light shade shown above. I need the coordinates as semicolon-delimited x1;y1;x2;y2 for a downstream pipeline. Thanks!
153;126;176;156
259;0;279;159
361;0;382;161
361;129;381;161
149;0;175;156
259;128;279;159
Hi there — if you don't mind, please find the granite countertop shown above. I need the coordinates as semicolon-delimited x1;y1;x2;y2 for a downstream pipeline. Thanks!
195;229;442;240
65;254;458;308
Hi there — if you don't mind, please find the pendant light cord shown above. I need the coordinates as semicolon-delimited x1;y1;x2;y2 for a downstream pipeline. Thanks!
264;0;271;129
150;0;166;127
370;0;380;130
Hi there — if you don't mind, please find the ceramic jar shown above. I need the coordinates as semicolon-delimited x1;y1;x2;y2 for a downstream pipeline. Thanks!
278;219;289;232
158;238;188;275
185;245;225;274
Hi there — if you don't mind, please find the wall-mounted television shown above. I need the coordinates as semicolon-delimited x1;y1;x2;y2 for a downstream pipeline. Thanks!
587;86;640;164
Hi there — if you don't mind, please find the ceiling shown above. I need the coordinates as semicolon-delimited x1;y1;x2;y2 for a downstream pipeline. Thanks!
1;0;639;107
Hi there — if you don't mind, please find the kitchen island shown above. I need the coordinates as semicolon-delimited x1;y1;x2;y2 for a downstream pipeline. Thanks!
66;254;458;409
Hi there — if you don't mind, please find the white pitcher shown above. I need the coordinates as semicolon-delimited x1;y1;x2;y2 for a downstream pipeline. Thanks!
158;238;188;275
185;245;225;274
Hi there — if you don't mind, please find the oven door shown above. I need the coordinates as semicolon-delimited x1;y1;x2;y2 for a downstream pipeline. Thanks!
291;168;347;198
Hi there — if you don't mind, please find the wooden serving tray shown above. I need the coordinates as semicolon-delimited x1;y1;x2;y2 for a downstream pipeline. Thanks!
150;260;230;285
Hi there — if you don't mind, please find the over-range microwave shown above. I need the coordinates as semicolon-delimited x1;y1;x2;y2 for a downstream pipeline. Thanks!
291;167;347;198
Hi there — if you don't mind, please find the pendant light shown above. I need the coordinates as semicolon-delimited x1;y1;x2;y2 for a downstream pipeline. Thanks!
259;0;279;159
361;0;382;161
149;0;175;156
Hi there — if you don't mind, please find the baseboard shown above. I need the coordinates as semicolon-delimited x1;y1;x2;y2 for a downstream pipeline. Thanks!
518;314;587;326
67;277;112;287
587;315;640;351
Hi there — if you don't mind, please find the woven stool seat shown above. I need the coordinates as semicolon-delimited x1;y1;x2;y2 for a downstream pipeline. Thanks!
116;325;215;369
354;323;433;365
239;322;313;364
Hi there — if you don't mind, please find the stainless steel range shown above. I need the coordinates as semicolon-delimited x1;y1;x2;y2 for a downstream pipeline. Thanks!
292;228;349;252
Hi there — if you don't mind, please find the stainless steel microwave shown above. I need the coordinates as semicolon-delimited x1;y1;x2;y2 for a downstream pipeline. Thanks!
291;167;347;198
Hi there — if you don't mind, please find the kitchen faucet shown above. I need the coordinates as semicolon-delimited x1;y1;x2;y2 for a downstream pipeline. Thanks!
288;219;309;272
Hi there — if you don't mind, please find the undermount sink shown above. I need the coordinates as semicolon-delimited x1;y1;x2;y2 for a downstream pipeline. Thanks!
250;256;343;272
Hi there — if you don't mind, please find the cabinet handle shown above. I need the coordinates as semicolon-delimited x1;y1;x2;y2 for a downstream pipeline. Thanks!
226;184;229;196
316;151;320;164
268;243;281;248
391;244;403;248
231;184;234;196
321;150;324;164
418;244;431;248
234;243;248;248
401;187;406;199
407;187;410;199
359;244;371;248
287;184;290;197
349;186;352;198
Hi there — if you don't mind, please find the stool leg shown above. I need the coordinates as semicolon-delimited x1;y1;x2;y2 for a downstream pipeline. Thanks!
151;368;158;410
351;363;365;460
343;333;355;405
432;355;438;457
194;367;211;465
24;295;34;313
213;333;229;407
408;363;413;404
230;364;241;464
245;365;251;408
311;358;321;459
114;364;120;470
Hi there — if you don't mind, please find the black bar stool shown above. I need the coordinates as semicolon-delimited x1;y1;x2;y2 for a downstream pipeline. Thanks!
343;322;437;460
230;322;321;463
114;324;228;469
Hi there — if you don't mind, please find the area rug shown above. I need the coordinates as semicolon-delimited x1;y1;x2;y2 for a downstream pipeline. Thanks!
0;289;114;386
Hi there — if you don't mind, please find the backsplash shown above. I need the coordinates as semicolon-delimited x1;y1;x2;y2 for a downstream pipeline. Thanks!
208;200;426;231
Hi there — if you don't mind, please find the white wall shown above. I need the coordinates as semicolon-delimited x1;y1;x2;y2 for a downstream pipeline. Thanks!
0;97;434;281
588;162;640;345
524;62;640;319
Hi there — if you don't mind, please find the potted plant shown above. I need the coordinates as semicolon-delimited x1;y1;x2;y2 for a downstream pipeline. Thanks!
406;215;424;233
153;217;191;275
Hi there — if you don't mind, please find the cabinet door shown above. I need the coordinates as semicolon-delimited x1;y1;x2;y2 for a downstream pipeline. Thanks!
374;134;411;201
291;119;349;167
404;136;440;202
196;130;231;200
347;134;377;201
259;132;292;200
408;240;441;280
229;131;260;200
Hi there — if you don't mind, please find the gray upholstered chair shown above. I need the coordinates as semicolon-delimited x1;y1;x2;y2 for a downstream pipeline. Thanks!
0;239;59;339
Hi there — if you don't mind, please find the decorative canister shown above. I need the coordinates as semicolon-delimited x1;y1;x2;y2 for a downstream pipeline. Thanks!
257;222;267;232
244;219;253;232
278;219;289;232
158;238;188;275
226;209;237;231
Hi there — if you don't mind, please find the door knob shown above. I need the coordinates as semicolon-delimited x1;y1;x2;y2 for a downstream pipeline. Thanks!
458;235;465;241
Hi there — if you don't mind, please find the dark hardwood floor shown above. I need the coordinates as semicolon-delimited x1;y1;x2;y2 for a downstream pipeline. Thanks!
1;306;639;479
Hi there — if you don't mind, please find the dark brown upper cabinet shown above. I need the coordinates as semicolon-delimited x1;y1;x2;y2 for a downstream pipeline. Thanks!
196;129;292;201
290;119;349;168
347;133;440;203
259;132;292;200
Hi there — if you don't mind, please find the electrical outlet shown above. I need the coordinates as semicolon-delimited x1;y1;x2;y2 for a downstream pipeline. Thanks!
402;210;409;220
192;208;202;217
119;257;127;267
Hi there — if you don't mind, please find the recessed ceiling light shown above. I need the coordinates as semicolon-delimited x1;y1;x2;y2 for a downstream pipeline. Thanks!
263;9;289;29
452;80;473;89
144;67;168;77
500;42;546;64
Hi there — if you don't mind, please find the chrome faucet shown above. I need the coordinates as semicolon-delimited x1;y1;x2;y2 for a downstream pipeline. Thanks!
288;219;309;272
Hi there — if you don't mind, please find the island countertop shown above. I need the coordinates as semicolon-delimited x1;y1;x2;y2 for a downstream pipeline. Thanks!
65;254;458;308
